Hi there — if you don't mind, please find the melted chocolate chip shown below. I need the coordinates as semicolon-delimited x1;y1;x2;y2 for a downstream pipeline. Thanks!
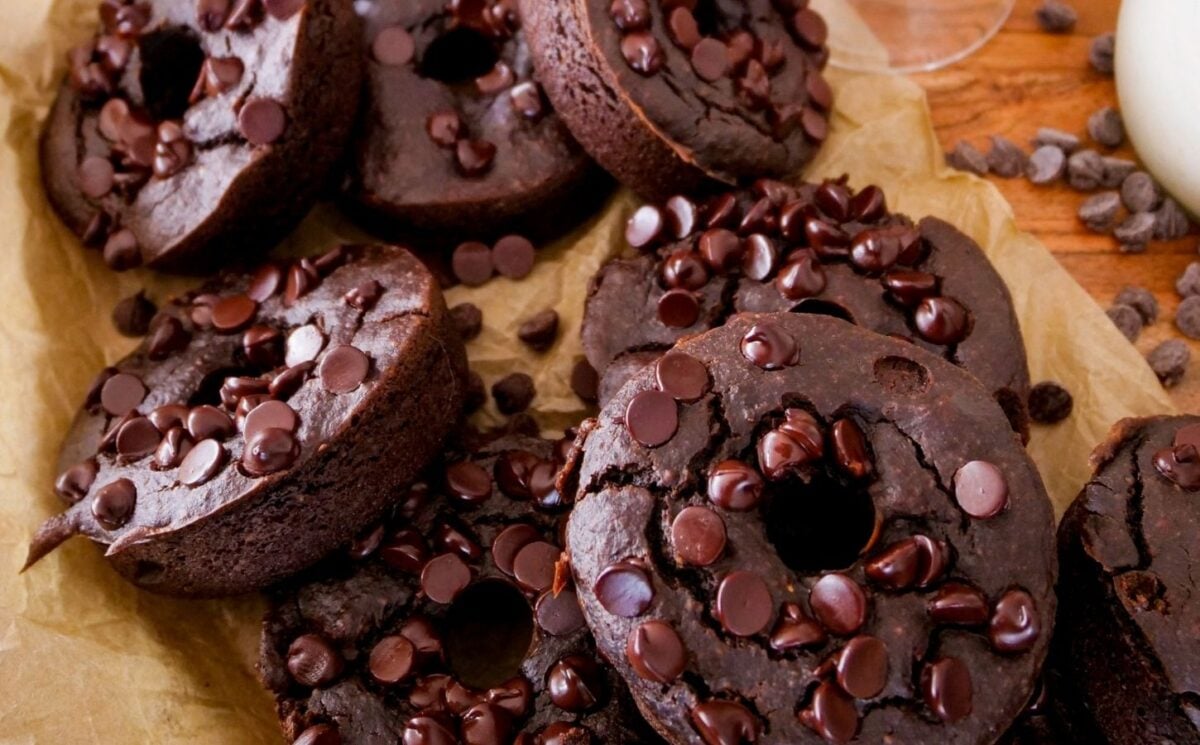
740;323;800;370
625;389;678;447
715;571;773;636
922;657;973;722
655;352;710;402
670;505;726;566
689;700;760;745
809;573;867;636
989;589;1040;653
287;633;344;688
546;655;605;712
707;460;764;511
92;478;136;529
626;620;686;683
594;561;654;617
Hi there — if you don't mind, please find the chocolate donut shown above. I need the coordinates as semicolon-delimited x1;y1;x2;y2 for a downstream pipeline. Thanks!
25;245;467;596
519;0;832;199
1052;416;1200;744
566;313;1056;744
40;0;363;273
260;434;661;744
341;0;604;239
581;180;1032;436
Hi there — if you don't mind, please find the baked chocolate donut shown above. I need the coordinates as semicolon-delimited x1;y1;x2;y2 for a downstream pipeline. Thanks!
25;246;467;596
260;434;661;744
581;180;1032;436
566;313;1056;744
342;0;604;239
519;0;832;199
1052;416;1200;744
41;0;363;273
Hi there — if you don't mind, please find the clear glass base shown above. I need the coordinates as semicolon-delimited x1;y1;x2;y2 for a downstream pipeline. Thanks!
814;0;1016;74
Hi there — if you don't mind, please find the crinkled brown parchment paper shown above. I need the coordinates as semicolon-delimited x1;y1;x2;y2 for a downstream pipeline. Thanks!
0;1;1174;742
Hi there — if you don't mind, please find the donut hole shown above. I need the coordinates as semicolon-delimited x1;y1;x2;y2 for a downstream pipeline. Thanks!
138;28;206;121
763;470;877;573
872;356;930;395
790;299;856;325
444;580;534;689
188;366;258;407
421;27;500;84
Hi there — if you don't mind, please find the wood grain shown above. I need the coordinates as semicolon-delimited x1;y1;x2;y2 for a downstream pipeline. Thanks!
912;0;1200;410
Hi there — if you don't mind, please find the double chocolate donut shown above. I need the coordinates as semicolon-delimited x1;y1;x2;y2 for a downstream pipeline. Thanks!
1052;416;1200;744
581;180;1032;435
567;313;1056;744
342;0;603;239
520;0;832;198
26;245;467;596
261;434;660;744
40;0;363;272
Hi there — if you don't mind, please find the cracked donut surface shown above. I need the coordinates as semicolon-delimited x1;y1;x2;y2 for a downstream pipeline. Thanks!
1052;416;1200;744
582;180;1031;437
566;313;1056;744
28;245;467;597
40;0;363;272
260;434;664;745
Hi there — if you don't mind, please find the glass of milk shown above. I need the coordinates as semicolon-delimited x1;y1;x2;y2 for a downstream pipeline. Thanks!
814;0;1016;73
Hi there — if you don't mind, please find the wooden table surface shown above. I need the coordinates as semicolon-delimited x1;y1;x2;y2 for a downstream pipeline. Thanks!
913;0;1200;411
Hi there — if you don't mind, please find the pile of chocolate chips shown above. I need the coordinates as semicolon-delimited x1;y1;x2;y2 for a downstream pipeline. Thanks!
72;0;297;270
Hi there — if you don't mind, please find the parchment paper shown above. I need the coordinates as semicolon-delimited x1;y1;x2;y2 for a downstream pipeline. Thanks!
0;1;1175;743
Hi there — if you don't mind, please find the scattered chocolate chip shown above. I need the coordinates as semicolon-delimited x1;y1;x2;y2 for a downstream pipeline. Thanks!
1114;286;1159;324
1028;381;1073;424
1100;156;1136;189
657;288;701;328
946;141;988;176
913;296;970;345
426;110;461;147
594;561;654;617
492;373;535;415
1178;262;1200;298
1088;107;1125;148
103;228;141;271
1154;198;1191;241
546;655;604;712
1113;212;1156;251
670;505;725;566
238;98;287;145
1147;339;1190;387
1120;172;1162;213
492;235;536;279
1067;149;1105;191
626;205;664;249
620;32;664;75
373;26;415;66
690;37;730;82
569;359;599;404
450;303;483;341
111;291;156;336
986;136;1028;178
1106;304;1143;341
518;310;559;352
989;589;1040;653
1035;0;1077;33
690;701;760;745
799;681;857;742
55;460;97;503
1176;296;1200;340
927;583;990;627
740;322;800;369
625;389;678;448
513;541;559;593
1077;191;1121;233
452;241;494;286
1033;127;1080;154
178;439;227;486
287;634;344;688
537;588;586;636
707;460;764;511
835;634;889;699
456;139;497;176
626;620;686;683
1026;145;1066;185
923;657;973;722
344;280;383;310
242;427;300;476
954;460;1009;519
100;372;146;416
1090;33;1115;75
92;478;136;529
809;573;867;636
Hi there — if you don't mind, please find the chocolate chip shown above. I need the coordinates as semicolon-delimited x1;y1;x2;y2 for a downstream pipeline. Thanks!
546;655;604;712
450;303;483;341
509;81;544;119
1148;339;1190;387
1067;149;1105;191
92;478;136;529
922;657;973;722
594;561;654;617
799;682;857;743
240;325;282;368
492;373;535;415
690;701;760;745
1036;0;1077;32
238;98;286;145
153;427;193;470
1106;304;1143;341
946;141;988;176
666;6;701;49
609;0;650;31
188;404;234;441
426;110;462;147
287;634;344;688
670;505;726;566
242;427;300;476
319;345;370;393
111;291;156;337
1154;198;1191;241
850;225;920;273
809;573;867;636
1121;172;1162;214
954;460;1009;519
741;234;777;281
1179;262;1200;298
570;359;599;404
770;602;827;651
626;620;687;684
420;553;472;604
1028;381;1073;424
691;37;729;82
776;253;826;300
116;415;161;460
1033;127;1080;153
478;63;515;96
989;589;1040;653
707;459;764;511
1077;191;1121;233
1101;156;1136;189
1087;106;1124;148
534;587;585;636
294;724;340;745
740;322;800;370
210;294;258;333
928;582;990;627
1026;145;1066;185
791;8;828;49
103;228;141;271
831;418;872;480
655;352;709;402
456;139;497;176
444;460;491;504
402;715;456;745
758;409;823;480
100;372;145;416
1090;32;1115;75
913;296;970;344
715;571;773;636
491;524;540;577
243;400;298;442
452;241;495;286
835;635;889;699
986;136;1028;178
657;289;701;328
1178;296;1200;339
55;459;97;503
285;324;327;367
373;26;414;66
78;156;115;198
178;439;227;486
625;389;678;448
626;205;664;249
621;31;664;75
511;539;556;592
518;310;558;352
493;235;536;279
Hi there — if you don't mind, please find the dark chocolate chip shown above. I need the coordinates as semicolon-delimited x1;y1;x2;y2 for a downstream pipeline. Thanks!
492;524;541;576
450;303;483;341
922;657;973;722
625;389;678;447
1147;339;1190;387
369;635;416;685
1035;0;1077;33
1090;32;1115;74
758;409;823;480
420;553;472;603
621;32;664;75
809;573;867;636
103;228;141;271
492;235;536;279
319;345;370;393
287;633;344;688
770;602;827;651
1028;381;1073;424
715;570;773;636
570;359;599;404
492;373;535;415
426;111;462;147
1077;191;1121;233
799;681;857;743
55;459;97;503
835;635;889;699
92;478;136;529
178;439;227;486
670;505;725;566
740;322;800;370
100;372;145;416
1088;106;1125;148
242;427;300;476
453;241;495;286
928;582;990;626
989;589;1040;653
594;561;654;617
456;139;497;176
1106;304;1143;341
655;352;709;402
546;655;604;712
657;289;701;328
707;460;763;511
536;588;586;636
626;620;686;683
913;296;970;344
946;141;988;176
373;26;415;66
238;98;287;145
1026;145;1066;185
986;136;1028;179
112;291;156;336
518;310;559;352
513;541;560;593
953;460;1009;519
690;700;760;745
